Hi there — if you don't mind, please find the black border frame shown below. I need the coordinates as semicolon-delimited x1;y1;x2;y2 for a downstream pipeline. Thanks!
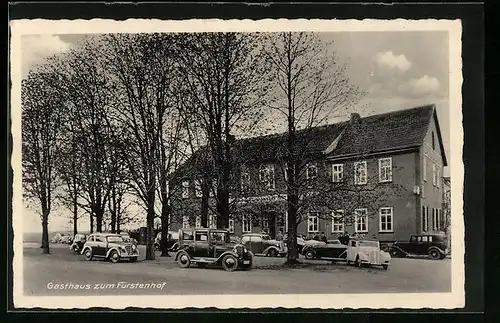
6;1;486;320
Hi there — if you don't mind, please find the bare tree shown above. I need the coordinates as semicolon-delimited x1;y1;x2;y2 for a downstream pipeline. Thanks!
176;32;269;230
21;69;65;254
262;32;363;264
104;33;180;260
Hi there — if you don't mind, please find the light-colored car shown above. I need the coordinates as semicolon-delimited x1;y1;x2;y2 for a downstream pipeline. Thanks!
81;233;139;263
346;239;391;270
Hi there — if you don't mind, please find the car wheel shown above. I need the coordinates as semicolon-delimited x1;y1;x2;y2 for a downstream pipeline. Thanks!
177;252;191;268
221;254;238;272
390;249;401;258
109;250;120;263
305;250;315;260
129;257;137;263
382;264;389;270
428;249;441;260
84;249;93;261
267;249;277;257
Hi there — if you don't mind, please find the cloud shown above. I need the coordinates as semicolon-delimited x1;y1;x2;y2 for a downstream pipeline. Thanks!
21;34;71;77
404;75;441;96
373;50;412;72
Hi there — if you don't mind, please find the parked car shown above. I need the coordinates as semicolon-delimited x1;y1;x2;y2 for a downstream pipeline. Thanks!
174;228;253;272
390;233;448;260
346;240;391;270
60;235;73;244
302;239;348;260
241;233;287;257
154;231;179;251
69;234;87;253
81;233;139;263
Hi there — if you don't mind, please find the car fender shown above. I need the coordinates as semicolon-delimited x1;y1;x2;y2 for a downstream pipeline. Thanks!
216;251;239;263
105;247;122;258
381;251;391;262
358;252;369;261
428;246;446;255
81;245;92;255
262;245;280;255
390;244;409;255
174;248;189;261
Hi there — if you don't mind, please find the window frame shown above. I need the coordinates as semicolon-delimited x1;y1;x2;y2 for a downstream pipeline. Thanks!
354;161;367;185
378;157;393;183
228;218;235;233
332;163;344;183
259;164;276;191
379;207;394;233
195;215;201;228
194;179;203;198
242;216;252;233
182;215;190;229
331;210;344;233
240;172;251;193
354;208;368;233
307;213;320;233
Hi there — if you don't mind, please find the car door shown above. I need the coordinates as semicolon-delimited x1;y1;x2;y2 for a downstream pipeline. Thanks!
251;235;263;254
93;235;106;256
347;240;357;260
193;231;210;258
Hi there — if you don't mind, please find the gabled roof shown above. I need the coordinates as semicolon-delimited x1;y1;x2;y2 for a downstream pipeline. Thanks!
332;104;437;156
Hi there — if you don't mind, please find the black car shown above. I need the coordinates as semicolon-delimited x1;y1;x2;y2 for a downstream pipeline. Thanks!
174;228;253;272
241;233;287;257
154;231;179;252
390;233;448;260
302;239;348;260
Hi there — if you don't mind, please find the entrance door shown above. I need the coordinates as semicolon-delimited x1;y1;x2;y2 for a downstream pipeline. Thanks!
263;211;277;238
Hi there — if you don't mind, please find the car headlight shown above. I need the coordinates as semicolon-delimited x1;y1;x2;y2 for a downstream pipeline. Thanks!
233;245;243;256
132;244;137;250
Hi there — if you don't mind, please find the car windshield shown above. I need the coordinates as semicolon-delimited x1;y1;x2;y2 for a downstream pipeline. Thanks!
358;241;379;247
106;236;124;243
210;231;230;243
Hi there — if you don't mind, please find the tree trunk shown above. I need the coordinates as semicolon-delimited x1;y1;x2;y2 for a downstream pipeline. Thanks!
145;184;156;260
90;211;94;233
41;209;50;254
285;195;300;264
95;208;104;233
160;203;170;257
72;196;78;236
200;176;209;227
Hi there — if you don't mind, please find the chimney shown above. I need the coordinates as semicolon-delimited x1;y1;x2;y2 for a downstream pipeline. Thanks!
350;113;361;123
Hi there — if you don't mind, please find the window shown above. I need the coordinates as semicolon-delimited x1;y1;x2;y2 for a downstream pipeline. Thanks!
194;179;203;198
423;156;427;181
437;167;441;188
422;236;429;242
331;210;344;233
195;215;201;228
354;161;367;185
422;206;428;232
259;164;275;191
410;236;417;242
428;236;434;242
195;232;208;241
240;172;250;193
182;230;194;241
432;208;439;231
308;213;319;233
209;179;217;197
378;158;393;182
432;132;436;150
228;218;235;233
354;209;368;233
208;213;217;229
182;215;190;229
379;207;394;232
242;216;252;233
262;216;269;232
241;236;250;244
306;163;318;188
432;163;437;186
94;235;105;243
332;164;344;183
182;181;189;199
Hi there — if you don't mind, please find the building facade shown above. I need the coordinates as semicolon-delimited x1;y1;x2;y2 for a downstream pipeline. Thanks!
169;105;448;243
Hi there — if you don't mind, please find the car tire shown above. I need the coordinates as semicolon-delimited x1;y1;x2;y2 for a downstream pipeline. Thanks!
109;250;120;263
428;249;441;260
221;254;239;272
382;264;389;270
84;248;93;261
305;250;315;260
267;249;277;257
390;249;401;258
129;257;137;263
177;252;191;268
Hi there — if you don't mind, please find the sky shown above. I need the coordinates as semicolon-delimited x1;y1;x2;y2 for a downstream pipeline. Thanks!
19;31;451;233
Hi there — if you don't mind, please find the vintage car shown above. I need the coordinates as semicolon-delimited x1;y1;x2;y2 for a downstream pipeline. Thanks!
302;239;348;260
81;233;139;263
241;233;287;257
174;228;253;272
346;240;391;270
389;233;448;260
154;231;179;251
69;234;87;253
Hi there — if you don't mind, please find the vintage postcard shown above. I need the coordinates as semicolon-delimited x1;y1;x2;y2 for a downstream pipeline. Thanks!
10;18;464;309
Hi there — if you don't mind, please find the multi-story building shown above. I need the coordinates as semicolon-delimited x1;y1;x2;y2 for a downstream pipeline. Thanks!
169;104;448;243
